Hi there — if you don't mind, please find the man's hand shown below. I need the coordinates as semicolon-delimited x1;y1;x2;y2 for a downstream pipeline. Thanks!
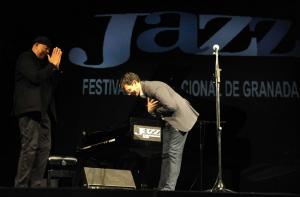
48;47;63;70
147;98;159;113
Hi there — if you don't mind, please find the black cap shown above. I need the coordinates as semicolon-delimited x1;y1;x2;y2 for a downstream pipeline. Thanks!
33;36;52;48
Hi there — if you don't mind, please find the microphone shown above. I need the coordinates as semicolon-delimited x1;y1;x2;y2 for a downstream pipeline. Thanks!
213;44;220;52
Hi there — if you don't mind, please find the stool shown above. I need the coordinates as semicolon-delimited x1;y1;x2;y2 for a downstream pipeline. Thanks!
47;155;78;187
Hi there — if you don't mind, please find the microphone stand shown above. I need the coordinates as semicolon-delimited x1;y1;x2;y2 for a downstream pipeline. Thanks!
206;45;234;193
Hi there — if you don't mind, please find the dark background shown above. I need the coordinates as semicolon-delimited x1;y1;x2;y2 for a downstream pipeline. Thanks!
2;0;300;193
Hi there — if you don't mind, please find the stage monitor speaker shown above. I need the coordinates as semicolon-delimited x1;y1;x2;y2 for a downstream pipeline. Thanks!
83;167;136;189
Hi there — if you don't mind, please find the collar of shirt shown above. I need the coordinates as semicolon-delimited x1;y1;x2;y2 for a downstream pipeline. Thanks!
140;85;146;99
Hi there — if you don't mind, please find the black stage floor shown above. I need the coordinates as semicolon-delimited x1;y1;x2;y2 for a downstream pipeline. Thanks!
0;188;300;197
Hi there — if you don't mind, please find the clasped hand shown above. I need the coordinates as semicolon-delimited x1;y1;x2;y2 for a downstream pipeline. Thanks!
48;47;63;70
147;98;159;113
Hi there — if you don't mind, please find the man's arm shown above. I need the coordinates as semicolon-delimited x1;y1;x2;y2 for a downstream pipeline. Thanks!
17;53;54;84
153;86;177;116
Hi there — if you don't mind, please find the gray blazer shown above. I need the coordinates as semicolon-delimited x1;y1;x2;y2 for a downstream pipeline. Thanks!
141;81;199;132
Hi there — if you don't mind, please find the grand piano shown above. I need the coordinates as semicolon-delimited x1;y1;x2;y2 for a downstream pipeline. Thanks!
75;117;163;189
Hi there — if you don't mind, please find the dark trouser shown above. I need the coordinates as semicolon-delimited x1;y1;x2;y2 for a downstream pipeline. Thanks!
14;113;51;188
158;123;188;191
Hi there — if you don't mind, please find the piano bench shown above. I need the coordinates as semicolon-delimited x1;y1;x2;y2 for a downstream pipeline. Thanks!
47;156;78;187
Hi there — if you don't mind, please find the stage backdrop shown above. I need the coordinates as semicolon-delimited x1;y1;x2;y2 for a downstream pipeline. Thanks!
3;0;300;192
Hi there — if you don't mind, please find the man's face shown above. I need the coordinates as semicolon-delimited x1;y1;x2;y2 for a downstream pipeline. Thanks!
123;81;140;97
35;43;50;59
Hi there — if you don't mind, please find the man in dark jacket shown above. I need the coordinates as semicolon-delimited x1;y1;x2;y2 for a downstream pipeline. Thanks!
13;36;62;187
120;72;199;190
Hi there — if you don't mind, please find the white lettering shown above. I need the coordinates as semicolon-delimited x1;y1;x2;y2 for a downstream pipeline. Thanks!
82;79;123;95
182;80;299;98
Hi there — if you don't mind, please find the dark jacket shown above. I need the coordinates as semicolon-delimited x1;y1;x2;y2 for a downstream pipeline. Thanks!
13;50;59;121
